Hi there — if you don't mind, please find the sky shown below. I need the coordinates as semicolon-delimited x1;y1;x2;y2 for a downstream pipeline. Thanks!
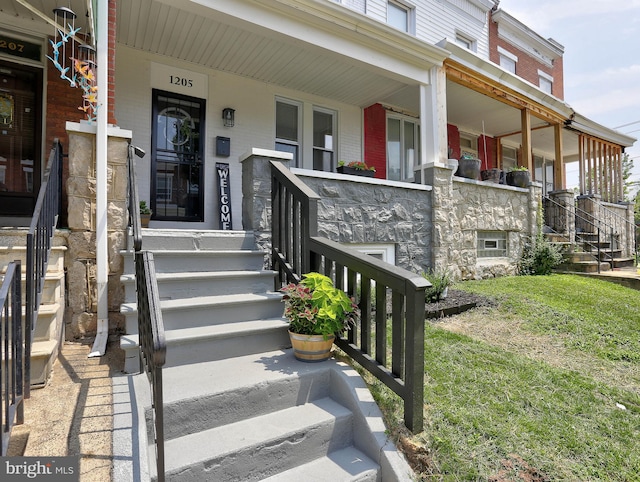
498;0;640;198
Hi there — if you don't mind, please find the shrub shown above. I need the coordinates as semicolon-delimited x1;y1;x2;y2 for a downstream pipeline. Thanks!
518;235;564;275
422;269;452;303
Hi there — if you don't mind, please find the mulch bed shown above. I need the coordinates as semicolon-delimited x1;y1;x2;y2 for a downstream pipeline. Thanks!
424;289;494;319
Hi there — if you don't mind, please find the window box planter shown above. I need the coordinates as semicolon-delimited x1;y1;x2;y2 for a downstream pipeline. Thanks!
336;166;375;177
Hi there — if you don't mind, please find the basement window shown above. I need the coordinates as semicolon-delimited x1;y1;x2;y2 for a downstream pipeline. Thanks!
477;231;507;258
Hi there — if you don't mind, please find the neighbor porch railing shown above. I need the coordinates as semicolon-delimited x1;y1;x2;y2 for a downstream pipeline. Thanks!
25;140;63;398
271;161;428;433
1;140;63;455
544;196;636;272
127;144;166;482
0;261;24;456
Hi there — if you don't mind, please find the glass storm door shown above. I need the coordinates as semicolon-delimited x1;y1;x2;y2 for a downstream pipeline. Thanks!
151;90;205;221
0;61;42;216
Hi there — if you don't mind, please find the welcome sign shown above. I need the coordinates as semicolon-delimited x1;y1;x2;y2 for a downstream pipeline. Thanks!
216;163;232;230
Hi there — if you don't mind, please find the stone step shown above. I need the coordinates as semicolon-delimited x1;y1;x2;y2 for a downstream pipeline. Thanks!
261;447;379;482
563;252;596;263
29;301;63;342
556;261;611;273
121;318;290;372
122;292;284;333
612;257;636;269
30;339;60;386
128;229;257;251
161;397;353;482
121;249;266;273
121;270;277;302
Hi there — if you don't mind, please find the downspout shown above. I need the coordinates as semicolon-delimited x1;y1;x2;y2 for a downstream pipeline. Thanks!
89;0;109;357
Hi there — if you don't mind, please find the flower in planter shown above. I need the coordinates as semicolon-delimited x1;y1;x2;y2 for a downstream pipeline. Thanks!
280;272;359;338
338;160;376;172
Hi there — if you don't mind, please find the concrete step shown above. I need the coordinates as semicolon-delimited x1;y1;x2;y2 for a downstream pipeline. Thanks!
30;339;60;386
122;292;284;333
121;270;277;302
261;447;379;482
563;251;596;263
122;249;266;273
146;351;332;440
556;261;611;273
30;301;63;342
121;318;290;372
129;229;258;251
612;257;636;269
0;245;67;274
161;397;354;482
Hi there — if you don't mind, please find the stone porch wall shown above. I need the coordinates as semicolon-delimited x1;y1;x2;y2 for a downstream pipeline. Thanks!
426;162;541;280
65;124;131;340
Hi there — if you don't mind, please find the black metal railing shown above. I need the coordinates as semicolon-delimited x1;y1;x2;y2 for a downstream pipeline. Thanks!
25;140;63;398
0;261;25;456
271;161;428;433
127;144;166;482
544;196;624;272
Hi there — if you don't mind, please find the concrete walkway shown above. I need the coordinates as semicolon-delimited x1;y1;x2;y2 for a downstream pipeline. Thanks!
7;340;123;482
575;265;640;290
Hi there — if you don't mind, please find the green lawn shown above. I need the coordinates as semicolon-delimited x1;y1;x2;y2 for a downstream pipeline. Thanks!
366;274;640;481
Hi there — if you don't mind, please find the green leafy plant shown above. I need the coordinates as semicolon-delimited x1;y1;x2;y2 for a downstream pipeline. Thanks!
338;160;376;172
508;166;529;172
421;269;452;303
139;201;152;215
518;235;563;275
281;272;359;338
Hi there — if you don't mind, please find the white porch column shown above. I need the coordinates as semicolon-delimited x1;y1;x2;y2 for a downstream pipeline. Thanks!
417;66;448;182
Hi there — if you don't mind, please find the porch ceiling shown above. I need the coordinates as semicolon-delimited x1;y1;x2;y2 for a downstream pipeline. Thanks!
447;80;580;159
116;0;420;109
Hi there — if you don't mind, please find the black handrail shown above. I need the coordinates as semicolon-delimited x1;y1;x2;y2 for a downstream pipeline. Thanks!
544;196;625;273
0;261;25;456
127;144;166;482
271;161;428;433
25;140;63;398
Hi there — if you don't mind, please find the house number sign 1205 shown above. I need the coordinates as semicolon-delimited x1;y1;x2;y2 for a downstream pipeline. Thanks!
170;76;193;88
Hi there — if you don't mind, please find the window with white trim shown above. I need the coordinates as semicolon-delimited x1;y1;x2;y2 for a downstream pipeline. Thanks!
387;115;420;182
477;231;507;258
501;144;517;171
387;1;414;34
538;70;553;94
275;98;302;167
459;132;478;158
313;107;336;172
498;47;518;74
455;33;476;52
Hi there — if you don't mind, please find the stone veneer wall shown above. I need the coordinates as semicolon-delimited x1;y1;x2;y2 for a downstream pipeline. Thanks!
426;162;541;280
294;171;433;273
65;125;131;339
577;195;635;258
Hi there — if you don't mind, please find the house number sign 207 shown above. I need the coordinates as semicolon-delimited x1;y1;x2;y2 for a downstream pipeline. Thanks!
170;75;194;88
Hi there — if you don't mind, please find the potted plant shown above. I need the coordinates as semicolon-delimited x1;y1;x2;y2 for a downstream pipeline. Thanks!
139;201;152;228
506;166;530;188
336;160;376;177
455;155;481;180
481;167;502;183
280;272;359;362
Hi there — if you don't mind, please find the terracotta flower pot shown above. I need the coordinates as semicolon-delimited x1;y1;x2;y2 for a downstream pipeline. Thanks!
288;331;335;362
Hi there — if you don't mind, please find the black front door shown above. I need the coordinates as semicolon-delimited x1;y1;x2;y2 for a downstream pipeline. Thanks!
0;60;42;216
151;89;205;221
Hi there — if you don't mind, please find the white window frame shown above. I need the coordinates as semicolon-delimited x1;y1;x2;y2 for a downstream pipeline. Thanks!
455;32;477;52
387;0;415;34
459;132;478;158
477;231;508;258
498;46;518;74
500;143;517;171
275;97;303;167
387;114;420;182
312;106;337;172
538;70;553;94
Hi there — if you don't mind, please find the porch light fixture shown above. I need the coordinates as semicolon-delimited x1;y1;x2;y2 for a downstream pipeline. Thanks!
222;108;235;127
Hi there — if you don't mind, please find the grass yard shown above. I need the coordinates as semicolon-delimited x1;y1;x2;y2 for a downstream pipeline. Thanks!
365;274;640;481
